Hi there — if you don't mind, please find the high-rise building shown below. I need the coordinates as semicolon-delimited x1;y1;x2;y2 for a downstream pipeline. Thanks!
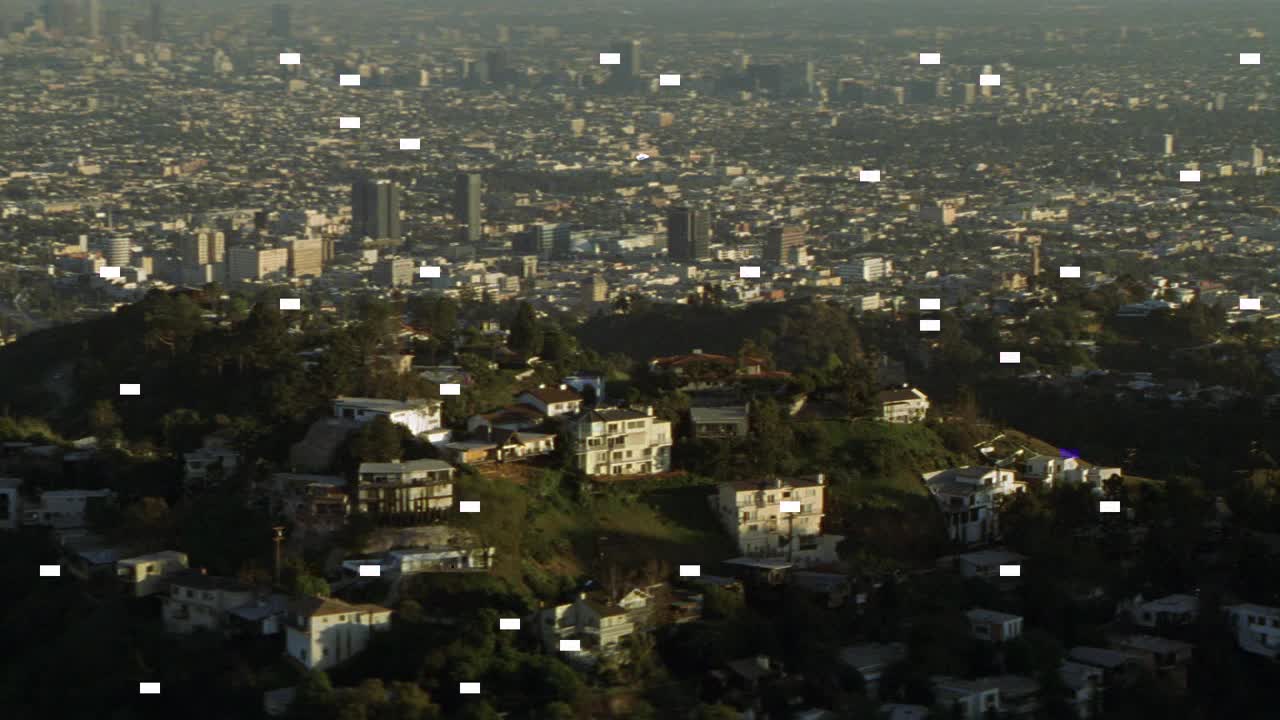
454;172;483;243
618;40;640;78
485;49;509;83
105;237;131;268
146;0;163;41
517;223;572;259
42;0;67;34
84;0;101;37
1232;144;1265;167
1028;236;1042;278
764;225;805;265
285;237;324;278
178;230;225;267
227;246;289;281
372;257;414;288
1159;133;1175;156
351;179;401;240
583;274;608;305
270;3;291;38
667;206;711;261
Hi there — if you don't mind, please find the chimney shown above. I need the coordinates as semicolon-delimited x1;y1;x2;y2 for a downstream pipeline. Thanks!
816;473;825;486
775;477;783;489
559;384;568;391
579;591;588;600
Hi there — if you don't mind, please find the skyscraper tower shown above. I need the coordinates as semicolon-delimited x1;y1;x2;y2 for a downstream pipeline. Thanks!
454;172;483;243
105;237;131;268
764;225;805;265
667;206;711;261
147;0;163;41
270;3;291;38
351;179;402;240
1028;236;1042;279
85;0;101;37
620;40;641;78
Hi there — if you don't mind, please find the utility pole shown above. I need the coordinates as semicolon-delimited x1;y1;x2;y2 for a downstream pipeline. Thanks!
272;525;286;586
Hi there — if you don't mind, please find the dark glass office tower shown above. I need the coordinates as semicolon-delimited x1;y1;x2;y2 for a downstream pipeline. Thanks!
667;206;710;261
270;3;291;38
454;172;483;243
351;179;401;240
147;0;163;41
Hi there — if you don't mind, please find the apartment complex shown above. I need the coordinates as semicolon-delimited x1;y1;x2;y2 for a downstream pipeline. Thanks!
228;245;289;281
567;407;672;476
711;475;841;566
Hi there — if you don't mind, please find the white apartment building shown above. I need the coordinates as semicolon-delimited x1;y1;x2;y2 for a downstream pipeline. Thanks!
878;387;930;423
333;396;444;438
117;550;189;597
286;596;392;671
567;407;672;476
838;255;892;282
924;466;1020;545
1225;603;1280;659
711;475;841;566
162;572;256;634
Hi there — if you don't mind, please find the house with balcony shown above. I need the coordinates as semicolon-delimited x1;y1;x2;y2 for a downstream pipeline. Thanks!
285;596;392;671
535;582;697;663
877;387;930;423
439;428;556;466
269;473;350;536
162;571;256;634
932;676;1002;720
515;385;583;418
332;396;449;444
355;459;455;524
710;475;842;567
924;466;1021;545
689;405;750;439
838;642;907;698
183;446;241;487
537;591;639;662
1129;593;1199;629
967;608;1024;643
117;550;189;597
567;407;672;477
1225;603;1280;659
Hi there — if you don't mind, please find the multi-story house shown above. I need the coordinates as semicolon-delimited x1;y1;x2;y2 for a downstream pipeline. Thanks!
536;583;696;662
117;550;189;597
285;596;393;671
689;405;750;439
514;385;583;418
932;677;1001;720
332;397;448;443
967;608;1024;643
877;387;930;423
355;459;454;523
567;407;672;476
1225;603;1280;659
924;466;1021;545
162;571;256;634
710;475;841;566
0;477;23;530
